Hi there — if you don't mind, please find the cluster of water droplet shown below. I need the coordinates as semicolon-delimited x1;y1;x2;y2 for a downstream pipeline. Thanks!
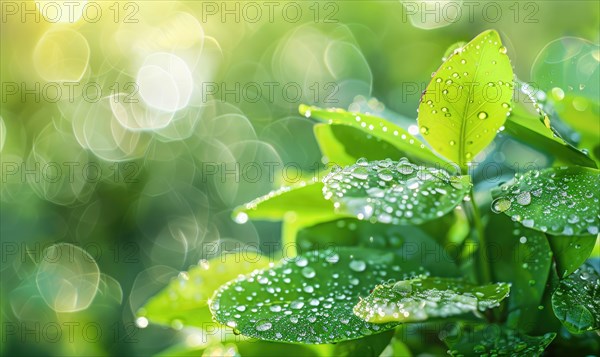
302;106;431;152
551;263;599;333
237;179;317;222
210;248;423;343
491;167;599;236
354;277;509;323
322;158;470;225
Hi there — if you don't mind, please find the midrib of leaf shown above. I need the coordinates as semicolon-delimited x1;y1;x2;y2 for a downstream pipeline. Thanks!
458;45;486;170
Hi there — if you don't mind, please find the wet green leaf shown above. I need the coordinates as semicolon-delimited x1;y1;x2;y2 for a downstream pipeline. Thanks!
547;234;598;278
491;166;600;236
444;324;556;357
552;263;600;334
418;30;513;170
210;247;443;344
353;277;509;323
139;253;272;329
233;180;336;222
300;105;449;167
322;158;471;225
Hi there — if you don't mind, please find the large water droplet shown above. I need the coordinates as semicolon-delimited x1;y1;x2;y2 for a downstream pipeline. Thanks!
255;321;272;331
349;260;367;272
516;191;531;206
302;267;316;279
491;197;511;213
234;212;249;224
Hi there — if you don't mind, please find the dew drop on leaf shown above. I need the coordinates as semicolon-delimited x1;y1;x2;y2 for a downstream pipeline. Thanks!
491;197;512;213
349;260;367;272
516;191;531;206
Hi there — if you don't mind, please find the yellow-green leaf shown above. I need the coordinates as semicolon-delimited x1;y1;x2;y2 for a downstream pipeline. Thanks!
418;30;514;170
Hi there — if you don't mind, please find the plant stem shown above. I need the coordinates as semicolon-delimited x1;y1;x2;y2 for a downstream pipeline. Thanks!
467;189;492;285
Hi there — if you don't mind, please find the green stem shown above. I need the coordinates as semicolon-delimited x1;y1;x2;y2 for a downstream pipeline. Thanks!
468;189;492;285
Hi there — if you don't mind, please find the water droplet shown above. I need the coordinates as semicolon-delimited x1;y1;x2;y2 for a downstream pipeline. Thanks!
516;191;531;206
420;126;429;135
302;267;316;279
135;317;149;328
234;212;249;224
491;197;511;213
378;169;393;182
256;321;272;331
499;46;507;54
356;157;368;166
290;301;304;309
295;257;308;267
522;219;534;228
349;260;367;272
351;166;369;180
477;111;488;120
449;140;456;146
519;236;527;244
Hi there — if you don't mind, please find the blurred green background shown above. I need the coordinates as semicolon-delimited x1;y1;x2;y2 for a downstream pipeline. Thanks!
1;1;598;356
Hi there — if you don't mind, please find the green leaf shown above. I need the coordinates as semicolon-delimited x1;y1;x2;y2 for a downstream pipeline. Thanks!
313;124;357;166
444;324;556;357
300;105;449;167
322;158;471;225
313;123;411;167
552;263;600;334
234;180;336;222
486;214;553;332
353;277;509;323
504;81;597;168
138;253;272;329
210;247;452;344
233;180;348;255
417;29;514;170
547;234;598;278
491;166;600;236
552;94;600;165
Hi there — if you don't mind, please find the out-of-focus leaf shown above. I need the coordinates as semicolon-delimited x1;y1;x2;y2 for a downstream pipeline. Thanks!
443;324;556;357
